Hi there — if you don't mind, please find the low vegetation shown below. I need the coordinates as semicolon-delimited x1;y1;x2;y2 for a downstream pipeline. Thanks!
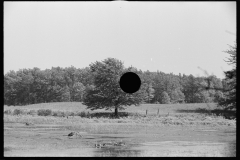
4;102;236;127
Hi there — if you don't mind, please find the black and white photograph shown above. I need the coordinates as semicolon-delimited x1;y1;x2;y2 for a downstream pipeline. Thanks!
4;1;236;157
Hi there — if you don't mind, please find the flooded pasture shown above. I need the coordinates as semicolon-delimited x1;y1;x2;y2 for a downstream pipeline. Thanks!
4;122;236;157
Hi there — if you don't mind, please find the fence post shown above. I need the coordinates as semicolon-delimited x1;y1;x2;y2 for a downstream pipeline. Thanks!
157;109;159;115
146;109;148;116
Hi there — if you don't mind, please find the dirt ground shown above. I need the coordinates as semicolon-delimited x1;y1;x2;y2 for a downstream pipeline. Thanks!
4;122;236;157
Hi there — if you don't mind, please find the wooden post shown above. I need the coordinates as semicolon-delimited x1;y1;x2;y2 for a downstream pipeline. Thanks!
146;109;148;116
157;109;159;115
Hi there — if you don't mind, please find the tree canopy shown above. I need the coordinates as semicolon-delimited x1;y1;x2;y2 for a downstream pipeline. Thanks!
4;58;226;107
217;43;236;110
82;58;147;117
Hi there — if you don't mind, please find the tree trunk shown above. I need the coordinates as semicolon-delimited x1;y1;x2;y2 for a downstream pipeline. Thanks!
115;106;119;117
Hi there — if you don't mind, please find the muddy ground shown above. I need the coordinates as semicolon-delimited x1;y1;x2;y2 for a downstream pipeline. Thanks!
4;122;236;157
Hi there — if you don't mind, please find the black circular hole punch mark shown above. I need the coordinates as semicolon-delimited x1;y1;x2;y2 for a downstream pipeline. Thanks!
119;72;141;94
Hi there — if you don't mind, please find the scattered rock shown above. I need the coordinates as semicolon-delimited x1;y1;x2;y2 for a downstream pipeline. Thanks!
25;122;34;126
102;142;113;147
95;141;126;148
68;132;75;137
114;141;125;146
68;131;82;138
95;143;102;148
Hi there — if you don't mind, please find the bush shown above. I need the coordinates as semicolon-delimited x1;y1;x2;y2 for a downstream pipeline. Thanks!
4;109;12;115
28;110;37;116
119;112;129;117
52;111;58;117
69;112;75;116
76;111;87;117
37;109;52;116
64;111;72;117
131;113;142;117
13;109;25;115
52;111;66;117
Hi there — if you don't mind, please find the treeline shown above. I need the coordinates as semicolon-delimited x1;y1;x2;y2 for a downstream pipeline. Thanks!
4;66;94;105
139;70;225;104
4;65;226;106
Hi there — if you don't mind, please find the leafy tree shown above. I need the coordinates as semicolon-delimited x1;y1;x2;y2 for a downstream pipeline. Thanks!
163;75;173;95
83;58;146;117
151;71;165;103
182;74;199;103
177;89;185;103
72;82;86;102
218;43;236;110
76;67;95;87
82;84;95;102
214;90;224;103
200;75;223;102
4;70;19;105
61;86;71;102
140;70;155;103
16;69;34;105
170;89;185;103
161;91;171;104
63;66;78;101
30;67;45;103
193;77;212;103
50;67;66;87
194;90;212;103
145;83;155;103
170;90;179;103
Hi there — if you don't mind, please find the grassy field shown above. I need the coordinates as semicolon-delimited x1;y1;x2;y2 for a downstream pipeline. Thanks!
3;102;224;114
4;102;236;127
4;102;236;157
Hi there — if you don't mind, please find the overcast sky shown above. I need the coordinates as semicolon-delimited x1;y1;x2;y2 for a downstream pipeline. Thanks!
4;2;236;79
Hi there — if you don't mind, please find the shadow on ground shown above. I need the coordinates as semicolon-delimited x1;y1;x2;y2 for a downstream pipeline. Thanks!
176;108;236;119
4;147;12;152
86;112;134;119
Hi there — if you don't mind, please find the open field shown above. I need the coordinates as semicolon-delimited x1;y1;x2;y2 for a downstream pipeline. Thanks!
4;102;236;157
3;102;221;113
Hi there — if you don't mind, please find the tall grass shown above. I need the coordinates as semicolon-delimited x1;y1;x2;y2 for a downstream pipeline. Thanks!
4;102;217;115
3;102;236;127
4;113;236;127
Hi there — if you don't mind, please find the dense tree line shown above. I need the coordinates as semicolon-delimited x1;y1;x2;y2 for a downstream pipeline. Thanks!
4;61;226;107
4;66;94;105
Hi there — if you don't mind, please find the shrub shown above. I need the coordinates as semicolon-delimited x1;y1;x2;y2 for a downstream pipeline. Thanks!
52;111;58;117
52;111;65;117
4;109;12;115
28;110;37;116
131;113;142;118
69;112;75;116
13;109;25;115
119;112;129;117
76;111;87;117
37;109;52;116
64;111;70;116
